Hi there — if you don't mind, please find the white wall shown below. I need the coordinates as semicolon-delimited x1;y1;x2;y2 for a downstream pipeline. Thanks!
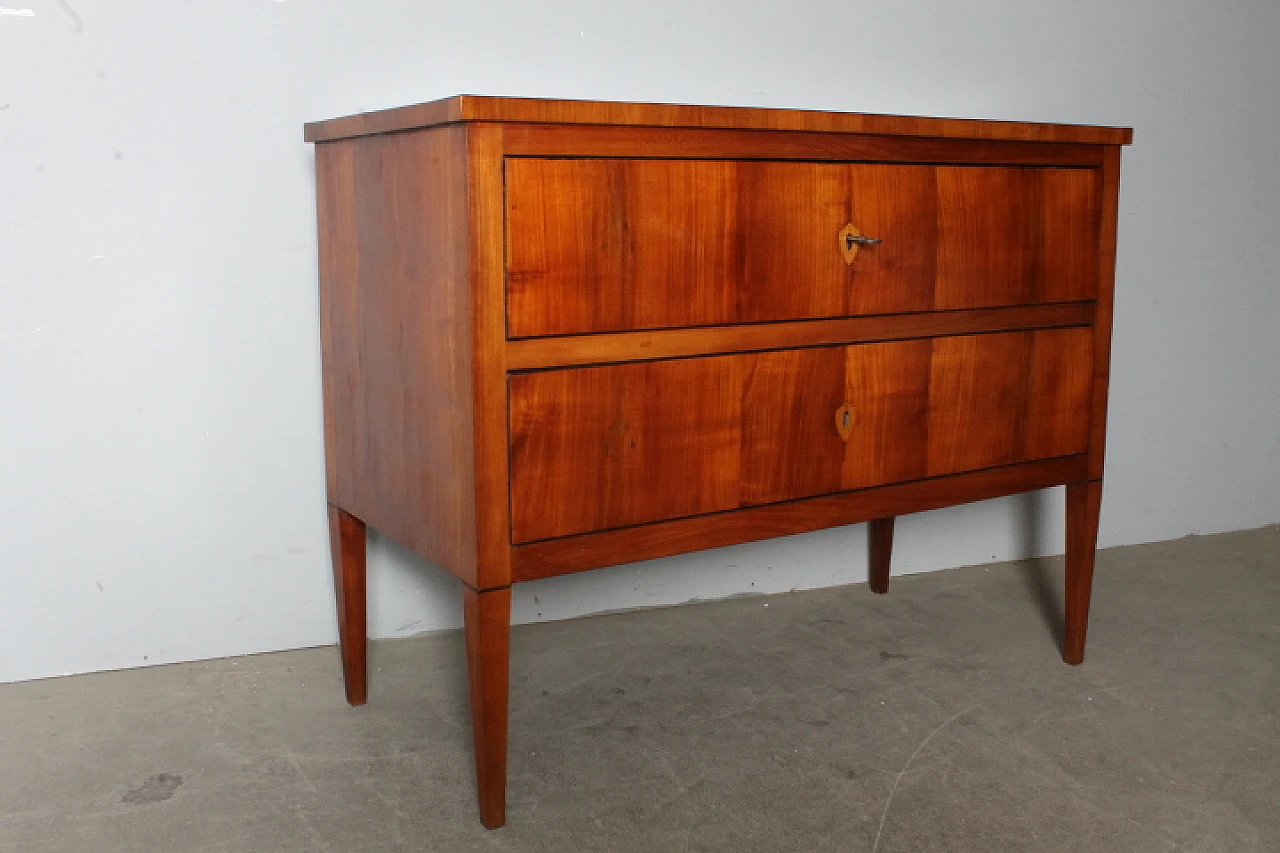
3;0;1278;684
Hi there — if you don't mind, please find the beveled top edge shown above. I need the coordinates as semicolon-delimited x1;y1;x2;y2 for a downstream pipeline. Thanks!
303;95;1134;146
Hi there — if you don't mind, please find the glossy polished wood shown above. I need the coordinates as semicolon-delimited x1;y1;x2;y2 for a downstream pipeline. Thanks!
510;330;1091;542
506;303;1094;370
463;585;511;829
305;95;1133;145
511;456;1090;581
934;167;1099;309
311;98;1129;827
503;124;1106;166
868;518;895;595
466;124;515;591
1089;147;1124;481
316;127;480;586
327;505;367;706
1064;479;1104;665
507;159;853;336
507;160;1100;336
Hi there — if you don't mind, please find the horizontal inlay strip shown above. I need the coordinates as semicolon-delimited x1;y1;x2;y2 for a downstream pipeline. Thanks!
506;303;1096;370
502;125;1108;166
510;455;1088;582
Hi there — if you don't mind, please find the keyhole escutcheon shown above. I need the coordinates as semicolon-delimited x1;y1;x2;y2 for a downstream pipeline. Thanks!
839;223;882;264
835;402;856;441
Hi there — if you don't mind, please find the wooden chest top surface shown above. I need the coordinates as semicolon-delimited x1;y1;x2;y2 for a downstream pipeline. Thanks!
304;94;1132;145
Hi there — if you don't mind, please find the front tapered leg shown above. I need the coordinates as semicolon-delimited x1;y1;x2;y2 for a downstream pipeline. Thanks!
327;505;368;705
1064;480;1103;665
868;517;895;594
463;585;512;829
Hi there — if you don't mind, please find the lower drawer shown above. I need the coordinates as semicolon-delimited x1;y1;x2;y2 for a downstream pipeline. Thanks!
508;328;1092;543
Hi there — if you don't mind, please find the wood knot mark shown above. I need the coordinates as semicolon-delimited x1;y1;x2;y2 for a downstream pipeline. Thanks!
122;773;183;804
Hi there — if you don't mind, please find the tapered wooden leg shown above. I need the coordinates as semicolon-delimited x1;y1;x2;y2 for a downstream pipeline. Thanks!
868;517;895;594
327;505;368;705
1064;480;1103;665
463;585;512;830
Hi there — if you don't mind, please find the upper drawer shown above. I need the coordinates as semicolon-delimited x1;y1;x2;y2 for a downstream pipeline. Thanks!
505;159;1100;338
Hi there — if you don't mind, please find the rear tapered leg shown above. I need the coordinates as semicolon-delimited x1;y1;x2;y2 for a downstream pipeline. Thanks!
868;517;895;594
1064;480;1103;665
327;505;368;705
463;585;512;829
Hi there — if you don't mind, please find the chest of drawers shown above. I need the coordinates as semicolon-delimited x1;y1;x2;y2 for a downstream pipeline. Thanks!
305;97;1131;828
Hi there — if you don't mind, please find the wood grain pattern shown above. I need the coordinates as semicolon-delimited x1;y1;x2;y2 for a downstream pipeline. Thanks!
735;340;930;504
505;303;1095;370
926;332;1031;475
1040;168;1103;303
867;517;895;595
840;340;933;490
506;160;855;337
316;127;480;585
327;505;367;705
846;165;937;314
1064;479;1103;665
503;125;1107;166
1025;327;1096;461
507;161;1101;337
509;330;1092;543
463;585;511;829
466;124;513;590
1088;147;1123;480
317;140;363;512
508;357;746;542
512;456;1088;581
934;167;1099;309
926;328;1093;476
305;95;1133;145
306;98;465;143
738;348;846;503
935;166;1029;309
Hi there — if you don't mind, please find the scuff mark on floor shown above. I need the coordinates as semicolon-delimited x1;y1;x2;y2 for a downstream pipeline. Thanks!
122;773;183;804
871;705;979;853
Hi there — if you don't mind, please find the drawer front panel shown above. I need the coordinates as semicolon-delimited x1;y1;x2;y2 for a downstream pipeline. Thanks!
505;159;1099;338
508;328;1093;543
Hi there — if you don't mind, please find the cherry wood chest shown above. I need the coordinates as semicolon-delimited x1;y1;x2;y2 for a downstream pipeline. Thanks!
305;97;1131;828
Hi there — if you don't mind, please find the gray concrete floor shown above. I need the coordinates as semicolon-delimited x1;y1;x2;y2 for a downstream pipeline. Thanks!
3;527;1277;852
